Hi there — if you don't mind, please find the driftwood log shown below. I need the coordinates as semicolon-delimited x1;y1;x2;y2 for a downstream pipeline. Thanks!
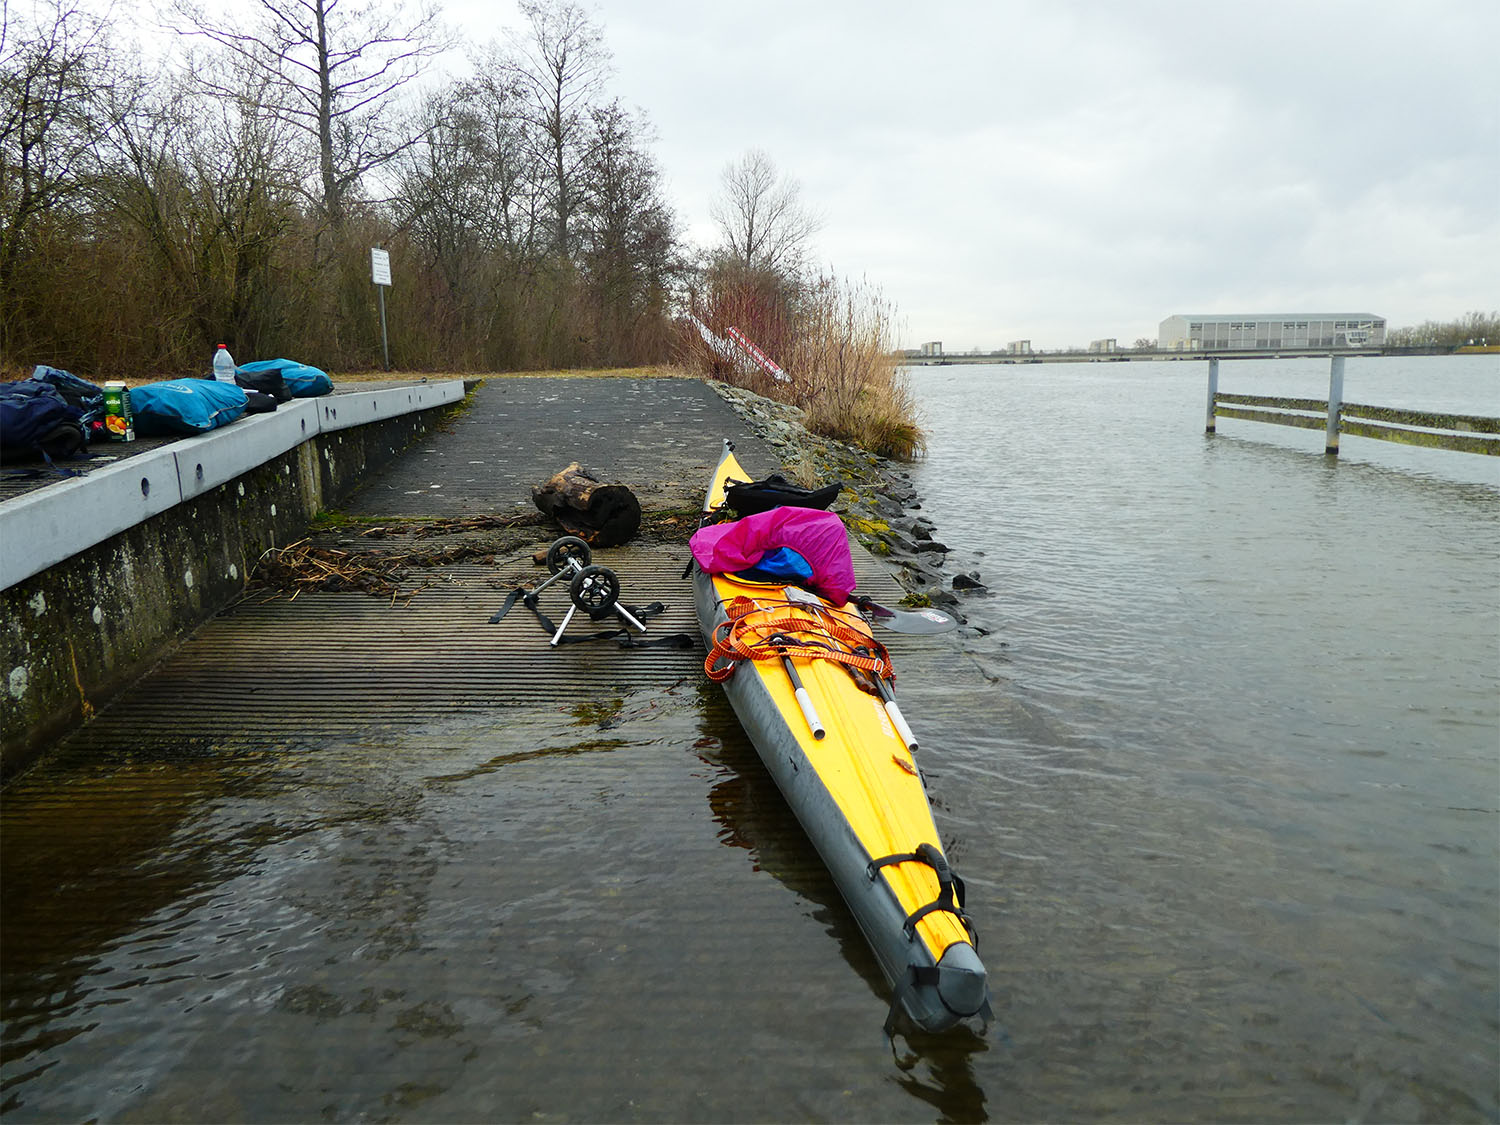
531;462;642;547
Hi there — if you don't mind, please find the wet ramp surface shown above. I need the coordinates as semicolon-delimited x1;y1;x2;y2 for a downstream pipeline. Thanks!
62;541;911;753
76;550;707;749
342;376;781;517
1;541;978;1125
0;375;999;1123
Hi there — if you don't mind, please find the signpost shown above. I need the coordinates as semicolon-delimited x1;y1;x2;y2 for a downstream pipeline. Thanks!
371;247;392;370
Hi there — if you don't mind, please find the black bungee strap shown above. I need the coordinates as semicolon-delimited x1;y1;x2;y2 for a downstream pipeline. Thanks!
4;449;89;480
876;842;994;1039
867;842;975;944
488;588;694;649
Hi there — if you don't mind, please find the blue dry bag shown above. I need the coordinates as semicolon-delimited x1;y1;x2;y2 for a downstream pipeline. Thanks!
130;379;248;436
236;358;333;397
752;547;815;583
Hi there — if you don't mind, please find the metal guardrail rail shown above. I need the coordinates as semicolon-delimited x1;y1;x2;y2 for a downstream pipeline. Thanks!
1205;357;1499;456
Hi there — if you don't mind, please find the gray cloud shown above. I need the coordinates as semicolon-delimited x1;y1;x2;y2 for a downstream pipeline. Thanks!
452;0;1498;347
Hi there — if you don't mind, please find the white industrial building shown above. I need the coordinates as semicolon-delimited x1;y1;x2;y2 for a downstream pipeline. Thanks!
1159;314;1385;351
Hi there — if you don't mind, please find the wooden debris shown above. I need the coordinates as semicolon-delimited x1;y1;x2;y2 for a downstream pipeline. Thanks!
531;462;641;547
251;540;405;596
249;539;499;598
410;512;542;539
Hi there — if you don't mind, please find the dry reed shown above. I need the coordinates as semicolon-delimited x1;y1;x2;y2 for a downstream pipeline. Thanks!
682;270;925;461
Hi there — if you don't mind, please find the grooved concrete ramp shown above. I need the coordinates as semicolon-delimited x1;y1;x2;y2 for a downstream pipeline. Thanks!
342;376;781;517
62;545;910;753
53;372;911;754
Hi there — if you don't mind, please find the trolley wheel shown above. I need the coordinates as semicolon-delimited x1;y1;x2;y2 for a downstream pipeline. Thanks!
569;565;620;615
545;535;592;574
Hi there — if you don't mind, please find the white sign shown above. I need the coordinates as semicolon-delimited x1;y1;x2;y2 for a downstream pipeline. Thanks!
370;247;392;287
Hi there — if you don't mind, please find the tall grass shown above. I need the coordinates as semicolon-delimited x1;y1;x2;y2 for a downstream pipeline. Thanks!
787;276;924;461
684;268;925;461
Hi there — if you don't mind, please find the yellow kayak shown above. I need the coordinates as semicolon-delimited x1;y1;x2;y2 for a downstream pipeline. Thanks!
690;440;991;1034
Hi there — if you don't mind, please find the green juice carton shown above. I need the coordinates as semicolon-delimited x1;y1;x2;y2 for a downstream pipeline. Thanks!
103;381;135;442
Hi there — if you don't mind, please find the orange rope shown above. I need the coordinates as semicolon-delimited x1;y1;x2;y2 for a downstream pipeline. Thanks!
704;596;895;683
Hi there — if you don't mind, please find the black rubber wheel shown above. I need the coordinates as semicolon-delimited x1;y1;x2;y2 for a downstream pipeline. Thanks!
569;565;620;615
545;535;592;574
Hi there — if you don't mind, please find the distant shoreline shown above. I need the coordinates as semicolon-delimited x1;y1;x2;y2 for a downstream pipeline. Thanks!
900;345;1491;366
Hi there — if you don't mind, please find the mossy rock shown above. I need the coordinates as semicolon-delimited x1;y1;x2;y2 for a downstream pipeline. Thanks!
844;515;890;536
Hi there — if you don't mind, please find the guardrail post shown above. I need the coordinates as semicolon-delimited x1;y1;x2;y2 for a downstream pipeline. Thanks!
1325;356;1344;455
1206;356;1219;433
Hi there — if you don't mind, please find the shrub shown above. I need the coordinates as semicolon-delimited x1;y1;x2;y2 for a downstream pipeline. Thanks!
682;267;925;461
789;276;925;461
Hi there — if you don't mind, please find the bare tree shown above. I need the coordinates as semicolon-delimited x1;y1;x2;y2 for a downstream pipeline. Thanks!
0;0;132;295
499;0;610;262
100;63;304;356
710;148;821;278
172;0;451;243
386;79;541;363
576;99;678;355
436;53;553;266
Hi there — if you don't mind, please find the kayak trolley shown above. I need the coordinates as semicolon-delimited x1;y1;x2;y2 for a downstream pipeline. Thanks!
503;535;648;646
489;536;696;651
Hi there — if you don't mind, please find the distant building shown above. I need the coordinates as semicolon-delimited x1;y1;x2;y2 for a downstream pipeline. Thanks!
1159;314;1385;351
1007;340;1032;355
920;341;943;357
1089;338;1118;353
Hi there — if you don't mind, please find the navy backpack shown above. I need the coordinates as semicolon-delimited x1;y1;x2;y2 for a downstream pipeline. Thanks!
0;380;88;463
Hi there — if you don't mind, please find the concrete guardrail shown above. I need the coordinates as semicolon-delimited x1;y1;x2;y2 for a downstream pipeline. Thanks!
1;380;468;776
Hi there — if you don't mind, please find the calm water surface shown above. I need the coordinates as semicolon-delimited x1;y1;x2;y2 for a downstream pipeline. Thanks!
902;355;1498;1121
2;356;1496;1122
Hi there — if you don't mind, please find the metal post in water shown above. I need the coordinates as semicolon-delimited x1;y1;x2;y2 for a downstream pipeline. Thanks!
1325;356;1345;455
1205;356;1219;433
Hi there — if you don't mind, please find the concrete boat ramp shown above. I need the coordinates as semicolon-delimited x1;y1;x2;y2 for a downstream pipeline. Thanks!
0;374;972;1123
2;374;908;776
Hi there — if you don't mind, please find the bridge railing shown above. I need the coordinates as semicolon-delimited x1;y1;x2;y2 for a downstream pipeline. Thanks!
1205;356;1499;456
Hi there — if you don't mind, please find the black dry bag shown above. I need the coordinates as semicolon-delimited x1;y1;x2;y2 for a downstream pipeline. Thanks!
724;472;842;516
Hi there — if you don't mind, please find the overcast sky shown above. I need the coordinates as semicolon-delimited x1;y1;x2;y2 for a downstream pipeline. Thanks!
433;0;1497;350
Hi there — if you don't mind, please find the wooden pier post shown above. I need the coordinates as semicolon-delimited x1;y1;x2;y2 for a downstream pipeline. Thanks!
1325;356;1345;455
1205;357;1219;433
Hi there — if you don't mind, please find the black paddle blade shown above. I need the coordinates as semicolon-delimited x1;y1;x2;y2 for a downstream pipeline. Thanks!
859;599;960;635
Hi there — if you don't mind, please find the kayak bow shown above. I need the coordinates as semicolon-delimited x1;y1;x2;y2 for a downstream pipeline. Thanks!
691;440;992;1035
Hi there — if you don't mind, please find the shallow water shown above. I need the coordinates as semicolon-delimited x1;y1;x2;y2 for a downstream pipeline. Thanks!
901;355;1499;1121
2;356;1496;1122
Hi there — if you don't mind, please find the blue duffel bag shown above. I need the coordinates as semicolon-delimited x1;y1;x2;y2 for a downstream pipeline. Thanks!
130;379;248;436
236;358;333;397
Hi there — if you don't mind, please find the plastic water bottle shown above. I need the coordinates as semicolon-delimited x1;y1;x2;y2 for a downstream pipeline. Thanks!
213;343;236;383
